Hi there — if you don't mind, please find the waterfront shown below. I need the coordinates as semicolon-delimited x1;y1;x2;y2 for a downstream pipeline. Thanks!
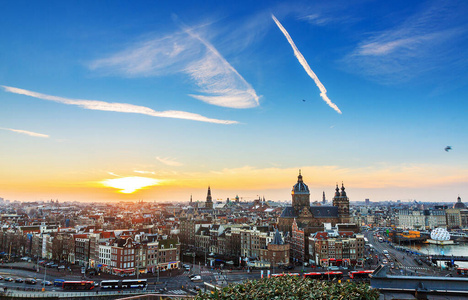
408;242;468;268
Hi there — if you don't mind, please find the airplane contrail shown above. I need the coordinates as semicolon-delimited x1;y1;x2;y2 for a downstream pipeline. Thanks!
272;15;342;114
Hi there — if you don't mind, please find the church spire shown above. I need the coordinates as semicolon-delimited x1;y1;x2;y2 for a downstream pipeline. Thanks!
341;182;347;197
322;191;326;204
335;183;340;197
297;169;303;183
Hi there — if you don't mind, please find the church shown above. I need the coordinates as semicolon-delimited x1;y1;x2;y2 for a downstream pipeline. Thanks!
278;171;354;234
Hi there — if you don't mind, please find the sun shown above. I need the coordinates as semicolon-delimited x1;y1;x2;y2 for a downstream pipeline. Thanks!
101;176;161;194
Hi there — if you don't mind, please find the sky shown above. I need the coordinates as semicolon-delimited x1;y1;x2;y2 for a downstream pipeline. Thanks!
1;0;467;204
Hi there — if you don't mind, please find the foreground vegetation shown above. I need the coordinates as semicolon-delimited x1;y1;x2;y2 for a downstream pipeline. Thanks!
195;276;380;300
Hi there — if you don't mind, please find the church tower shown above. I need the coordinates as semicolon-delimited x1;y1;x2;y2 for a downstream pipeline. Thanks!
333;182;350;223
205;186;213;209
292;170;310;214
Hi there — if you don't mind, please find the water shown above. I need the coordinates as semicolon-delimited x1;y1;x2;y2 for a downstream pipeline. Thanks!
408;242;468;268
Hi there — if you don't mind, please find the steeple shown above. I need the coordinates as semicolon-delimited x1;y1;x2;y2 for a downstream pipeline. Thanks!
335;183;340;197
205;186;213;209
322;191;326;204
298;169;303;183
340;182;347;197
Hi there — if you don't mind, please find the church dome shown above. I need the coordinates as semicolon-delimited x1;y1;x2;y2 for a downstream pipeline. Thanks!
454;196;466;209
292;171;309;194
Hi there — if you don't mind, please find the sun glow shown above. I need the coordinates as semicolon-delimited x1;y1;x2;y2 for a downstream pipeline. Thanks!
101;176;161;193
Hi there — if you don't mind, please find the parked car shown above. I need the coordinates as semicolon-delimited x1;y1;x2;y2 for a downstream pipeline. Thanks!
50;264;58;268
4;277;14;282
20;257;30;261
15;278;24;283
0;276;3;280
44;281;52;286
25;278;37;284
58;265;65;270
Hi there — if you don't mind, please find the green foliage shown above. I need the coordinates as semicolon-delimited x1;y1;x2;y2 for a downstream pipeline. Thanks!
195;277;380;300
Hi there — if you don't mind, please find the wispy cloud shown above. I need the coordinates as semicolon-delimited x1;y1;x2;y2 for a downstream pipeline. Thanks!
271;15;342;114
90;26;260;109
0;127;49;138
2;85;237;125
156;157;183;167
134;170;156;175
342;2;468;82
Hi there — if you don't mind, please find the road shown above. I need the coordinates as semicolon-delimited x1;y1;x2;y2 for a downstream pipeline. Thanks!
364;230;451;277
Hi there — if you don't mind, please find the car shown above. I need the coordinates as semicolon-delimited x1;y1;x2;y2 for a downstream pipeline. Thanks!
20;257;30;261
58;265;65;270
50;264;58;268
190;275;202;281
194;286;201;291
0;276;3;280
4;277;14;282
15;278;24;283
25;278;37;284
189;274;200;279
44;281;52;286
383;250;389;254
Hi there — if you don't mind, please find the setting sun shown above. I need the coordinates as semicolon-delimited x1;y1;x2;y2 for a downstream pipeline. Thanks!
101;176;161;194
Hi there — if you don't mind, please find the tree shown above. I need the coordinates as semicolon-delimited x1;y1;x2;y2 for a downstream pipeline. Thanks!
195;276;380;300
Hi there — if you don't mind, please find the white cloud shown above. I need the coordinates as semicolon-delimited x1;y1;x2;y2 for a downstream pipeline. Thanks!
156;157;183;167
342;2;467;82
0;127;49;138
2;85;237;125
272;15;342;114
90;26;260;109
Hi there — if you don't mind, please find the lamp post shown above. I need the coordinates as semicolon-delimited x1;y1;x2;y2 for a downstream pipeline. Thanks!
42;262;47;292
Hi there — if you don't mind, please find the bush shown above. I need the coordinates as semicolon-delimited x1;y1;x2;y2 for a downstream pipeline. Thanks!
195;276;380;300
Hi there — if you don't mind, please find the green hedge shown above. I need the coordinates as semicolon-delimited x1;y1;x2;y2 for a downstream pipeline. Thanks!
195;277;380;300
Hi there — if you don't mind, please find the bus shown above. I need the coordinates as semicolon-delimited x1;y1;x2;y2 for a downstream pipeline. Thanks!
271;273;300;277
457;268;468;276
349;270;374;280
100;279;147;289
62;281;95;290
121;279;147;288
53;279;65;287
323;271;343;280
100;280;120;289
304;272;323;280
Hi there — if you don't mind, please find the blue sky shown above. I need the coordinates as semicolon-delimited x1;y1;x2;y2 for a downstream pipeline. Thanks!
0;0;467;203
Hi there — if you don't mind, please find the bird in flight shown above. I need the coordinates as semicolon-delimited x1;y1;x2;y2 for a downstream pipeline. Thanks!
302;99;306;102
445;146;452;152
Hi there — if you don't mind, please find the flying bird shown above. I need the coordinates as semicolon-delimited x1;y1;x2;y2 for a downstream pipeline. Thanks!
302;99;306;102
445;146;452;152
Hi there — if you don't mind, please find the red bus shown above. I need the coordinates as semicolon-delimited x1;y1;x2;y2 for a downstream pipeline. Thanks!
457;268;468;276
304;272;323;280
349;270;374;280
271;273;300;277
323;271;343;280
62;281;95;290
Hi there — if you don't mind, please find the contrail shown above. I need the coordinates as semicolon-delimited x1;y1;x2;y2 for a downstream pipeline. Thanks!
272;15;342;114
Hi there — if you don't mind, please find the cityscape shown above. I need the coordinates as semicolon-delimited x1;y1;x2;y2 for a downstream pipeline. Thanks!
1;0;468;299
0;173;467;298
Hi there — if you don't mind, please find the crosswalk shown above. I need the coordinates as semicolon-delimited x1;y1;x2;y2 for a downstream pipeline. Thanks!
169;289;187;295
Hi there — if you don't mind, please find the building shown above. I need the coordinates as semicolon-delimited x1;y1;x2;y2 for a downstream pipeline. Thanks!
205;186;213;210
260;229;290;268
290;219;305;263
278;172;352;235
308;229;365;267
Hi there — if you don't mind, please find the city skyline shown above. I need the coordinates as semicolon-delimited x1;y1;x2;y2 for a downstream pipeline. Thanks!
1;1;467;203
